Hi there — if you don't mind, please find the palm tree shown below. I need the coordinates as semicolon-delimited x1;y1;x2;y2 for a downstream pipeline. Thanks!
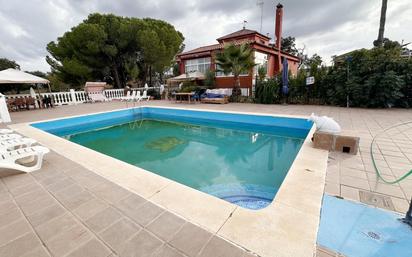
374;0;388;47
215;43;255;98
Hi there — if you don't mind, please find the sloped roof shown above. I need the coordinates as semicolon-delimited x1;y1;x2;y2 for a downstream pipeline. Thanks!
179;39;255;56
178;40;300;61
180;43;221;55
217;28;270;41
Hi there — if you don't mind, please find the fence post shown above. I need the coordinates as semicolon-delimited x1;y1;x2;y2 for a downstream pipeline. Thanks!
70;89;77;105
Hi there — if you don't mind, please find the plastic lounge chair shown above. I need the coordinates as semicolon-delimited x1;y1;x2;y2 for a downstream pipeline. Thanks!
0;134;22;141
0;146;50;173
0;138;37;152
88;93;109;103
121;91;131;101
141;90;150;101
0;129;13;134
133;91;142;102
129;91;137;102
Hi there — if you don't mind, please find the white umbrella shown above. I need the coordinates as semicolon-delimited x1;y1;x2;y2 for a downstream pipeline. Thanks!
144;83;149;89
29;87;36;98
0;69;49;84
0;93;11;123
0;69;51;93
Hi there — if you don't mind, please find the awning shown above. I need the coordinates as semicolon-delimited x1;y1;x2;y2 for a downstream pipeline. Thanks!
167;71;205;83
0;69;49;84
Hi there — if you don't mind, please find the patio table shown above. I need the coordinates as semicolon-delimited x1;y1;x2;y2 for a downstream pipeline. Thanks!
175;92;195;103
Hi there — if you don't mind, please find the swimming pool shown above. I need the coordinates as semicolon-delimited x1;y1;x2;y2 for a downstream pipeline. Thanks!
32;107;312;209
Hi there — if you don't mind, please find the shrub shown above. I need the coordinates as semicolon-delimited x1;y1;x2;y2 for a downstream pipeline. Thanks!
204;70;216;88
180;81;199;93
254;78;281;104
147;89;161;99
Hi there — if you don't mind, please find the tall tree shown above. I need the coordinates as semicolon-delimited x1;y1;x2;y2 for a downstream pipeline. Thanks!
215;43;255;99
137;18;184;86
0;58;20;70
281;36;298;55
26;71;47;78
374;0;388;47
46;13;184;88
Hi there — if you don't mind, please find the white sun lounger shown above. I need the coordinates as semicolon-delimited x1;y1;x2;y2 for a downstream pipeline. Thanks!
129;91;137;102
132;91;142;102
141;90;150;101
88;93;109;103
0;134;22;141
0;129;13;134
0;138;37;152
121;91;131;101
0;146;50;173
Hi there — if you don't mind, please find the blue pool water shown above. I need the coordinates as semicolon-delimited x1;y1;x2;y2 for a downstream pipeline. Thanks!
33;107;312;209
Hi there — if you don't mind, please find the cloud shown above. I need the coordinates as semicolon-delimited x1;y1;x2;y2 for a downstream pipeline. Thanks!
0;0;410;71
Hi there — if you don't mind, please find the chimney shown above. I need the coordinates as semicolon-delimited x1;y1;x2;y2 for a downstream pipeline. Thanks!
275;3;283;50
274;3;284;75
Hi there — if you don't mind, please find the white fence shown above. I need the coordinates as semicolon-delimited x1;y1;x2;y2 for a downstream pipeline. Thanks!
4;86;247;107
5;91;88;106
5;87;158;106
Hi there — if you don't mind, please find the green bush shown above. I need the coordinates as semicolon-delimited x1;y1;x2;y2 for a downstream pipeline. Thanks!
147;89;161;99
180;81;199;93
254;78;280;104
204;70;216;89
284;40;412;108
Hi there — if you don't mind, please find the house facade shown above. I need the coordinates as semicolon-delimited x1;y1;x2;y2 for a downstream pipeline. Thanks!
175;4;300;95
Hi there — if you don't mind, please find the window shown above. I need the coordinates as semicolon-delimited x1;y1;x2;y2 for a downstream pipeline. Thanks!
215;51;267;77
215;64;250;77
185;57;211;74
254;51;268;77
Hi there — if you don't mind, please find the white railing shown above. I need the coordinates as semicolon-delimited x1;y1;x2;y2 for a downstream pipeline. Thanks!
104;89;124;99
4;87;160;106
74;91;88;103
5;91;89;106
104;87;158;100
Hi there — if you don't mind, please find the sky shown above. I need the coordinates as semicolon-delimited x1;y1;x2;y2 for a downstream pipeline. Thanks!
0;0;411;72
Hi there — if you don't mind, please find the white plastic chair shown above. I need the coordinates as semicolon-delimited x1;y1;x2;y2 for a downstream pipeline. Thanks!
128;91;137;102
0;129;13;134
88;93;109;103
121;91;131;101
0;146;50;173
0;138;37;152
0;134;22;141
134;91;142;102
141;90;150;101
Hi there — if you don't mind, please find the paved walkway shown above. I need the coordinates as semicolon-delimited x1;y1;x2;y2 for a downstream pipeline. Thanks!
0;151;254;257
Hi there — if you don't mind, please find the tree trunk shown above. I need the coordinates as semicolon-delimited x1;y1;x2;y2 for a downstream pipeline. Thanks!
112;65;122;88
235;75;240;88
232;75;242;98
376;0;387;47
149;65;152;87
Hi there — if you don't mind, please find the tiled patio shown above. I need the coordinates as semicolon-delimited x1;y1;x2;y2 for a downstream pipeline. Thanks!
1;100;411;257
0;151;254;257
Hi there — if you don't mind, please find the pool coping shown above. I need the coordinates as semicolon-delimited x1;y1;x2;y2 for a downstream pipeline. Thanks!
9;105;328;257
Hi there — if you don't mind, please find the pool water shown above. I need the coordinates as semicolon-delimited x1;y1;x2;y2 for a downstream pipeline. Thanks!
66;119;304;209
